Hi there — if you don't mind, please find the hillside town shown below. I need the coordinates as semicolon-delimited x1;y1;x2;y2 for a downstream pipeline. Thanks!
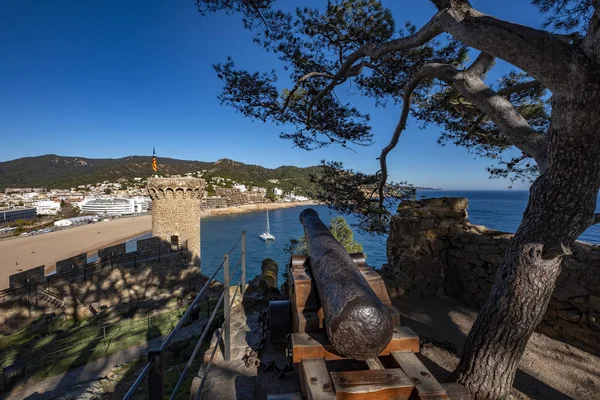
0;172;310;237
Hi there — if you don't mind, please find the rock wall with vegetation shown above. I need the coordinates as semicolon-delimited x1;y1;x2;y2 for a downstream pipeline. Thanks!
382;198;600;355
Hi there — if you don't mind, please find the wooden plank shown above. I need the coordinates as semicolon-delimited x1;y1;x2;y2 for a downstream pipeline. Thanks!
330;368;413;400
300;358;336;400
391;351;449;400
292;270;318;309
292;327;419;363
387;306;401;327
294;308;321;333
358;267;393;307
291;254;308;270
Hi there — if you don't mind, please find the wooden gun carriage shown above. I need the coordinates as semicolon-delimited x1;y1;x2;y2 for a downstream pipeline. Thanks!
268;209;450;400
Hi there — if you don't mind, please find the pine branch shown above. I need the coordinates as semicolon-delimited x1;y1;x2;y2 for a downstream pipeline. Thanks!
376;63;457;204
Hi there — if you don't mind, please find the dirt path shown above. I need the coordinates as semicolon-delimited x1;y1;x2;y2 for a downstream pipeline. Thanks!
394;293;600;400
2;319;207;400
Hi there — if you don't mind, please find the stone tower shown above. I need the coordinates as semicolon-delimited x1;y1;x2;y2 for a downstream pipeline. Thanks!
147;177;205;267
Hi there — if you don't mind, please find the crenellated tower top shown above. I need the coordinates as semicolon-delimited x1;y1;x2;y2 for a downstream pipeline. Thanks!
147;177;205;200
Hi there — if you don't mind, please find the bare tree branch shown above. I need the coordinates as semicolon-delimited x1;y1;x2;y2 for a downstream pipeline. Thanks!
497;80;543;96
466;112;486;136
451;72;549;171
459;78;543;144
375;60;548;201
429;1;575;93
377;63;457;203
306;11;447;125
305;0;573;126
467;52;495;77
241;0;269;28
282;71;334;111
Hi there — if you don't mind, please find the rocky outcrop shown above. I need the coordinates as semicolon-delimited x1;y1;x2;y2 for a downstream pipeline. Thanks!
382;197;600;355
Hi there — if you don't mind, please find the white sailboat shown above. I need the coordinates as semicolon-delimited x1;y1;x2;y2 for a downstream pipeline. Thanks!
259;209;275;241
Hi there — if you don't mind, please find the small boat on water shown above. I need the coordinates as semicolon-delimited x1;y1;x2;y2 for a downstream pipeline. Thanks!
259;209;275;241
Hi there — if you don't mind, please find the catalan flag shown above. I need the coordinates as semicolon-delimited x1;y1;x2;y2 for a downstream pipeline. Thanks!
152;147;157;172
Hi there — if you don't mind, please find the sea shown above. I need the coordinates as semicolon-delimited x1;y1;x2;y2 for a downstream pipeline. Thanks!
128;190;600;284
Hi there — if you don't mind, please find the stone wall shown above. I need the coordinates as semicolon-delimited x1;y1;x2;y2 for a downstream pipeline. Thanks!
9;266;45;288
98;243;126;260
56;253;87;273
381;197;600;355
0;236;202;335
0;253;202;335
137;237;161;252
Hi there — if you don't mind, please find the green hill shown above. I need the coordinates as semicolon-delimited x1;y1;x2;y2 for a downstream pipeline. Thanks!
0;154;321;194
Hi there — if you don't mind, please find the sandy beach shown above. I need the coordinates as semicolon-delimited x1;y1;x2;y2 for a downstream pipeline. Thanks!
0;216;152;289
205;201;317;216
0;201;315;289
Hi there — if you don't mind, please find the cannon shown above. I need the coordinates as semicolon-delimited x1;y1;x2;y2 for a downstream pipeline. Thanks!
299;208;393;360
258;258;278;292
267;209;450;400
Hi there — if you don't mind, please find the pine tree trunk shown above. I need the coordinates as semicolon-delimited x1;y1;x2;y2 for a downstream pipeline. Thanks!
449;92;600;399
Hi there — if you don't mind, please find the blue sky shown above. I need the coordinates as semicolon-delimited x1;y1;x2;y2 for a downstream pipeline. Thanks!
0;1;547;189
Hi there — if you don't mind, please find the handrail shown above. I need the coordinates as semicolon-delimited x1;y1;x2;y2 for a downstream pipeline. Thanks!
194;280;242;398
123;230;246;400
197;327;223;396
159;252;228;351
168;291;225;400
122;360;152;399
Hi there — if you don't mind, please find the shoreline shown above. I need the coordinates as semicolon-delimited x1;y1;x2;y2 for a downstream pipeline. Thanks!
202;200;318;217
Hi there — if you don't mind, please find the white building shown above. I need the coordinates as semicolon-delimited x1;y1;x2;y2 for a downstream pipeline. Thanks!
79;196;151;216
273;187;283;196
0;207;37;222
54;215;97;227
34;200;61;215
233;183;247;193
132;196;152;213
284;194;309;202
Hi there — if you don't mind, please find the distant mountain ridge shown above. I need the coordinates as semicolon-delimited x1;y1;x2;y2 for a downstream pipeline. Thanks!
0;154;321;192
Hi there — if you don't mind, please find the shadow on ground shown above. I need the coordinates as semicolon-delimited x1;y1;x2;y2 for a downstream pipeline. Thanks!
393;293;600;400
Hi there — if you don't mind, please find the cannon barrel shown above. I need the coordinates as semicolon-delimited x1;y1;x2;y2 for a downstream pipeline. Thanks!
259;258;278;291
299;208;393;360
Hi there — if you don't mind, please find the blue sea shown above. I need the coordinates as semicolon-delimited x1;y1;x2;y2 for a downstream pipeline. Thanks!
129;191;600;284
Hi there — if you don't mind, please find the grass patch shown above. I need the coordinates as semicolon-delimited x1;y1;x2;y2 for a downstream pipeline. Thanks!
106;313;223;399
0;297;221;390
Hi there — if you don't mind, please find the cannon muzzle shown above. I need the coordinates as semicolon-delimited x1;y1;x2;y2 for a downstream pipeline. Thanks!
299;208;393;360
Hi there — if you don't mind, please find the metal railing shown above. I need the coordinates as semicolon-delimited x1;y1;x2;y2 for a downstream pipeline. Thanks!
123;230;246;400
